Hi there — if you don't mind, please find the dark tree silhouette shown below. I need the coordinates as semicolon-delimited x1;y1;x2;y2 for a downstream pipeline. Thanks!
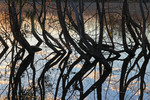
0;0;149;100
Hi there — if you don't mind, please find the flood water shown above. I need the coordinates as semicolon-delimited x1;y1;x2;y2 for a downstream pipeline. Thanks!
0;1;150;100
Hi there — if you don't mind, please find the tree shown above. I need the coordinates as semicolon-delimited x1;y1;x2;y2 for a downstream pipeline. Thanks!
0;0;149;99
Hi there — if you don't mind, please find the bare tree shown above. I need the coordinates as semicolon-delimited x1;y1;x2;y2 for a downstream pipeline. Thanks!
0;0;149;99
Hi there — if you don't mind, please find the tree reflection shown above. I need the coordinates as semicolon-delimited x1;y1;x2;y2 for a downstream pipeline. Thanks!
0;0;149;100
